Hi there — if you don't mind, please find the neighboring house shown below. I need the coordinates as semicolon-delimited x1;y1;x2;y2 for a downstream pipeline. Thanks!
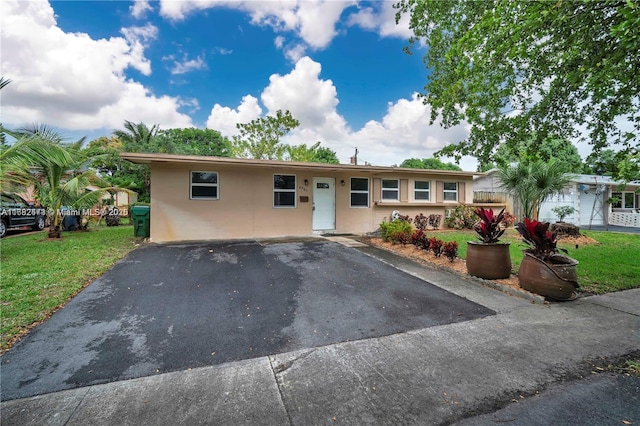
121;153;497;242
86;186;138;208
474;170;640;227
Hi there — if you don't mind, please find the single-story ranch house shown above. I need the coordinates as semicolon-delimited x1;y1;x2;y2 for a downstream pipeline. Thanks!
121;153;496;242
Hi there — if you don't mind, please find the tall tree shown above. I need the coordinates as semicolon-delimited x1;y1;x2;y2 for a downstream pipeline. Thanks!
4;131;119;238
481;138;583;172
497;159;573;220
113;120;160;152
396;1;640;165
583;148;640;182
231;110;299;160
400;157;462;171
286;142;339;164
155;128;231;157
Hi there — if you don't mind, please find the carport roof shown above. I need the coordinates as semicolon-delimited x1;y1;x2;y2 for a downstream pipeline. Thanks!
120;152;482;177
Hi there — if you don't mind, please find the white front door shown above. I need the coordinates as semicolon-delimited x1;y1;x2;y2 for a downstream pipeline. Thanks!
312;177;335;231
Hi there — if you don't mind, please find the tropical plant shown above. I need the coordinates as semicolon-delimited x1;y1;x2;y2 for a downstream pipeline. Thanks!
4;130;124;238
552;206;577;222
429;237;444;256
411;229;429;250
515;218;567;261
113;120;160;151
501;211;516;228
427;214;442;230
413;213;428;231
442;241;458;262
379;218;412;242
444;205;475;229
497;159;573;220
473;207;506;244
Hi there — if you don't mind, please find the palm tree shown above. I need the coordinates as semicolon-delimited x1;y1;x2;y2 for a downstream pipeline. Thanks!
3;130;126;238
497;159;573;220
113;120;159;151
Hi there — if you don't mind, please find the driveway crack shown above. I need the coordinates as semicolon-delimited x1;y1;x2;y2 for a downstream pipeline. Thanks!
63;387;91;426
268;355;294;426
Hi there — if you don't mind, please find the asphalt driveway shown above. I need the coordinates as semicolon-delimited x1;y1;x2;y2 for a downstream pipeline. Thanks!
1;239;494;401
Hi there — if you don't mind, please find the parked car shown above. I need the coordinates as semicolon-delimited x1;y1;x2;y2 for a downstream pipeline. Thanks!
0;193;47;238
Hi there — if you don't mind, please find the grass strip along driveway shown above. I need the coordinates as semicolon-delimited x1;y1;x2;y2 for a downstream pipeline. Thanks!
0;227;138;351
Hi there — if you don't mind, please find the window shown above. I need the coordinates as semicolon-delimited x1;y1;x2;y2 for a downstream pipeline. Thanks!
382;179;399;201
612;192;636;209
190;171;218;200
414;180;430;201
274;174;296;207
350;177;369;207
443;182;458;201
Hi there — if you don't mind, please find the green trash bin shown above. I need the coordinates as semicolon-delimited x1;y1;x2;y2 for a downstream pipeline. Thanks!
131;205;150;238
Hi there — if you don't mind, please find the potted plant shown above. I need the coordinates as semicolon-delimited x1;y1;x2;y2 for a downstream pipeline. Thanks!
466;207;512;279
515;218;579;300
551;205;577;222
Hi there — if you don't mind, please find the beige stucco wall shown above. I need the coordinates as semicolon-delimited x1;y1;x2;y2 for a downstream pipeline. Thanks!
149;163;476;242
150;164;379;242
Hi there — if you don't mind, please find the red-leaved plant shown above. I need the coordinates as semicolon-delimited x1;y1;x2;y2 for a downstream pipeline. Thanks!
474;207;506;244
515;218;567;261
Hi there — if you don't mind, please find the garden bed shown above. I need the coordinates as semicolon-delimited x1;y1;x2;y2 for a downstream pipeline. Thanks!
360;233;599;303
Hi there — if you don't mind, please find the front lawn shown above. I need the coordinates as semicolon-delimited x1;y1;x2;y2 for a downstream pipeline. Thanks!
421;229;639;294
0;226;138;351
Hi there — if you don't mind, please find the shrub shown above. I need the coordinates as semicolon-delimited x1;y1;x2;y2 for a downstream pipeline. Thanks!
398;214;413;224
551;205;577;222
413;213;428;231
444;205;476;229
411;229;429;249
501;211;516;228
380;218;413;242
442;241;459;262
427;214;442;230
392;230;412;245
429;237;444;256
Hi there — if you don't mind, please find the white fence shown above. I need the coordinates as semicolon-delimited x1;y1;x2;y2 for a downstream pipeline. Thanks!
609;212;640;228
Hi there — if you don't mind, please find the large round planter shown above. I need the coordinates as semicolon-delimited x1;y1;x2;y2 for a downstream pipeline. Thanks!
518;251;579;301
466;241;512;279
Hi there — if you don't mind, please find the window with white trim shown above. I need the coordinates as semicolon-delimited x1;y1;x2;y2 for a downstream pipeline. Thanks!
414;180;430;201
190;171;218;200
382;179;399;201
350;177;369;207
274;174;296;207
611;192;636;209
443;182;458;201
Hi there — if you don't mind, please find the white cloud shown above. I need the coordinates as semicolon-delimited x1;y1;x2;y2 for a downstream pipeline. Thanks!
170;54;207;75
348;2;413;39
274;36;285;49
261;57;348;135
206;95;262;136
205;56;473;168
1;0;192;130
130;0;153;19
159;0;354;49
349;94;471;167
283;43;307;63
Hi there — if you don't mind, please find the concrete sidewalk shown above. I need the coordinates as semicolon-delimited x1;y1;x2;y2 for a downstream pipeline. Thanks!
2;251;639;425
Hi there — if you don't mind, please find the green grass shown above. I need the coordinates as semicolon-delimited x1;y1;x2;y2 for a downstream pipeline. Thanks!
0;226;138;351
423;229;640;294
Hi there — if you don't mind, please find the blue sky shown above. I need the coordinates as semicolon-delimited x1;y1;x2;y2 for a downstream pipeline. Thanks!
1;0;475;169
